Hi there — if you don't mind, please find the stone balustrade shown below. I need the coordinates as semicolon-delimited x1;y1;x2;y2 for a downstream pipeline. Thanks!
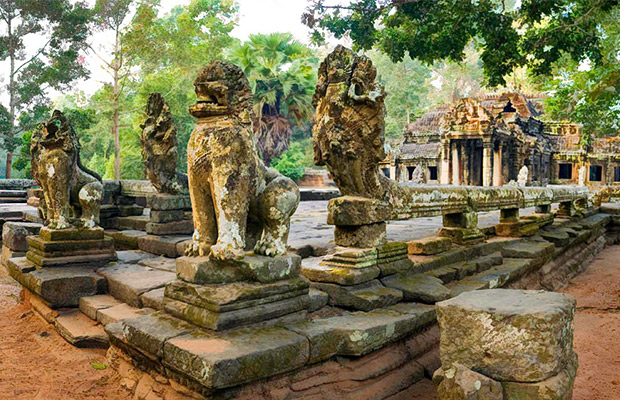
328;184;589;247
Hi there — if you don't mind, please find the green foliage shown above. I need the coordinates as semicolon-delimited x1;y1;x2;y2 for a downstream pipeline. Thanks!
304;0;619;86
271;139;315;182
228;33;318;165
542;8;620;142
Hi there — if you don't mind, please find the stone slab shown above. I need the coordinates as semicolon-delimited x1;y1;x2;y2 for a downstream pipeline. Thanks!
435;363;503;400
8;257;107;307
501;240;555;259
39;227;104;241
140;288;165;310
146;194;191;211
176;253;301;284
138;235;189;258
502;354;578;400
79;294;123;320
106;229;148;249
408;237;452;255
55;310;109;348
116;250;158;265
307;288;328;312
97;303;153;326
146;220;193;235
150;210;185;223
301;262;380;285
163;327;309;389
312;279;402;311
122;312;195;358
163;293;310;331
437;289;576;382
97;264;176;307
381;273;451;304
138;256;177;272
164;278;309;312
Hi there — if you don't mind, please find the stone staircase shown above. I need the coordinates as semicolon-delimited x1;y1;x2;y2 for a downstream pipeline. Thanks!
0;189;27;204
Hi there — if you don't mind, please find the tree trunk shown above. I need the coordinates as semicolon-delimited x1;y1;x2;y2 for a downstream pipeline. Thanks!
112;28;121;181
6;15;14;179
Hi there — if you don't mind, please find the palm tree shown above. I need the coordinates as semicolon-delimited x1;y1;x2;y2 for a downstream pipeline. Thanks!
228;33;317;165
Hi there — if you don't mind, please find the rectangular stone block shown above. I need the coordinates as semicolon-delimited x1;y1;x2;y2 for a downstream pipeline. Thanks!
176;253;301;284
150;210;185;223
408;237;452;255
122;312;195;358
2;221;42;251
162;327;309;389
146;194;191;211
39;227;104;242
163;294;310;331
97;264;176;307
79;294;123;320
146;220;193;235
437;289;576;382
138;235;188;258
164;278;309;312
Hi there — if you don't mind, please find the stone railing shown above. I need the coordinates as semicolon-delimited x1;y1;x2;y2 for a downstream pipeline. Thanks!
0;179;37;190
328;184;589;247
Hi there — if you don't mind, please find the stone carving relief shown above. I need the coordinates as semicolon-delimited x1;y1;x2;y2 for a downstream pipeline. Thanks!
186;60;299;260
30;110;104;229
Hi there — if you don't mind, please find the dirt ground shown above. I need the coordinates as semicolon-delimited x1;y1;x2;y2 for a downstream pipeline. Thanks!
0;267;130;400
0;245;618;399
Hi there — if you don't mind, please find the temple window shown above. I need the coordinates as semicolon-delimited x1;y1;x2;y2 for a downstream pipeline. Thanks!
559;163;572;179
589;165;603;182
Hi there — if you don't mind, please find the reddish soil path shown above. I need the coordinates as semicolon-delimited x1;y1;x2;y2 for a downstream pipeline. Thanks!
560;245;620;400
0;268;130;400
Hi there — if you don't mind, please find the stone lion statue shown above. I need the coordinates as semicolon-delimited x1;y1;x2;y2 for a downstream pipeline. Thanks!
30;110;104;229
140;93;187;194
312;45;390;199
186;60;300;260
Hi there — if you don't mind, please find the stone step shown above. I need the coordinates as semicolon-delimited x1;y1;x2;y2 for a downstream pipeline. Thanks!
447;258;533;296
0;197;27;203
104;229;148;249
55;309;109;348
0;189;27;197
97;303;153;325
381;273;450;304
97;263;176;307
311;279;402;311
80;294;123;320
138;235;192;258
501;239;555;259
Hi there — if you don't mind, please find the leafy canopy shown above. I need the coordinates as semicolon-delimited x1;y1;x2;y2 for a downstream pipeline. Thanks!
303;0;619;86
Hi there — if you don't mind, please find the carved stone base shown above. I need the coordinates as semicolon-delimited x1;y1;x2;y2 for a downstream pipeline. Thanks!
26;227;117;268
167;253;310;330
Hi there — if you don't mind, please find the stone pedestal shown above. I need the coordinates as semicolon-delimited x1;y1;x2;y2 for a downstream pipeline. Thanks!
7;227;115;307
434;289;578;400
164;253;311;331
26;227;116;268
439;211;485;245
495;208;553;237
146;194;193;235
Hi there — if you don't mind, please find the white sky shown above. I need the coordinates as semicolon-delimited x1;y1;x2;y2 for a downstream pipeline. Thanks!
1;0;323;107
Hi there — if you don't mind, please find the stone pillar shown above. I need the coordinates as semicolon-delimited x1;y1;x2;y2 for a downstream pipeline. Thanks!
451;141;461;186
438;211;484;245
493;143;503;186
482;142;493;186
434;289;578;400
495;207;551;237
535;204;552;214
440;142;451;184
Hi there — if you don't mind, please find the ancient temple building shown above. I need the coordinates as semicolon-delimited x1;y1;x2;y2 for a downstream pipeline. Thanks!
380;92;620;187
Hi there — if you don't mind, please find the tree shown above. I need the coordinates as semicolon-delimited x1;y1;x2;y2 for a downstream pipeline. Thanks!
542;8;620;144
303;0;619;87
228;33;318;165
0;0;91;177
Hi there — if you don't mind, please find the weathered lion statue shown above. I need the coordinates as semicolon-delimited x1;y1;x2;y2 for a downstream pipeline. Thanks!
139;93;187;194
30;110;104;229
186;60;300;260
312;45;390;200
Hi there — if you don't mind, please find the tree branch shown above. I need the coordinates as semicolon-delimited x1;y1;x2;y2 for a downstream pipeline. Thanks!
12;38;53;77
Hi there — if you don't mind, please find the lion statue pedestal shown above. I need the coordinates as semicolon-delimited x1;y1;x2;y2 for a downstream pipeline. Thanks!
6;110;116;307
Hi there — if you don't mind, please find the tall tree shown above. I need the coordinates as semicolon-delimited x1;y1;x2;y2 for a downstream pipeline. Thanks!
228;33;318;165
0;0;91;177
303;0;619;87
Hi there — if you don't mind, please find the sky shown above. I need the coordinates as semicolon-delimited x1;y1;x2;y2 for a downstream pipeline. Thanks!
1;0;322;107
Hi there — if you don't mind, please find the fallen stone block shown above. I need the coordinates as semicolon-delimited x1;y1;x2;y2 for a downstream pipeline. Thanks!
2;221;42;251
437;289;576;382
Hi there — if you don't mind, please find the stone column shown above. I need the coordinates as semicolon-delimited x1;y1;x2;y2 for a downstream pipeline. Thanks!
493;143;503;186
451;141;461;186
438;211;484;245
434;289;578;400
482;142;493;186
440;142;450;184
